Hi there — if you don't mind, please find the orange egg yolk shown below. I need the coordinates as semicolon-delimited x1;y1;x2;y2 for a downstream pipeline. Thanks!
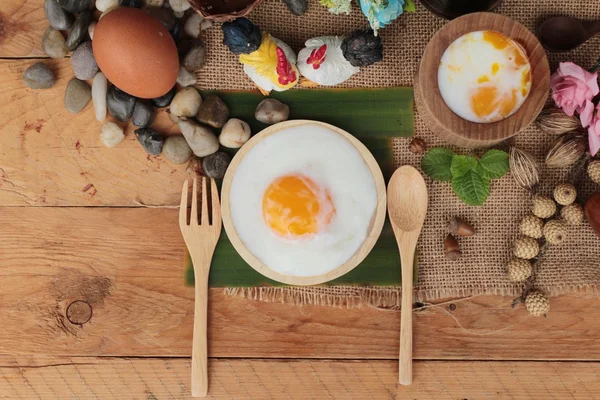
470;32;531;121
262;175;335;237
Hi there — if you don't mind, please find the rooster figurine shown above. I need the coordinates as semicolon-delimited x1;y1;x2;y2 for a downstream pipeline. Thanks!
222;18;299;95
297;29;383;87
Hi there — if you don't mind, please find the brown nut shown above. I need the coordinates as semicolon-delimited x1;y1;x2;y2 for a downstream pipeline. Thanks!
444;234;462;261
409;137;427;154
448;217;475;237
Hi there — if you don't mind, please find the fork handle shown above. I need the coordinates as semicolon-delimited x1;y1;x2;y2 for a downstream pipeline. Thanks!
192;270;209;397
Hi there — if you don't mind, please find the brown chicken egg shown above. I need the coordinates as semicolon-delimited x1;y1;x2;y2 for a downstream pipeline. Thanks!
93;8;179;99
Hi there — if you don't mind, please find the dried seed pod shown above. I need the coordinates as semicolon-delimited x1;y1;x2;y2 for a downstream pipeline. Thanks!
444;234;461;261
448;217;475;236
535;107;582;135
409;137;427;154
545;133;587;168
509;147;539;192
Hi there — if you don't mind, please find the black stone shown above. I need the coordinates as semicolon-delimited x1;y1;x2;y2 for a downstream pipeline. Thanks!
202;152;231;179
58;0;92;13
132;100;155;127
44;0;74;30
151;86;176;108
178;39;206;71
121;0;144;7
222;18;261;55
66;11;91;51
170;21;181;42
134;128;165;155
281;0;308;16
107;86;137;122
144;7;176;31
341;29;383;68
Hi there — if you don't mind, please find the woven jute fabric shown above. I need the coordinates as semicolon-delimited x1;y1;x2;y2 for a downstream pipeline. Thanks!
196;0;600;307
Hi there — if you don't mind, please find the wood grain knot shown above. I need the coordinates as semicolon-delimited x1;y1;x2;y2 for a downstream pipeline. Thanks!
66;300;92;325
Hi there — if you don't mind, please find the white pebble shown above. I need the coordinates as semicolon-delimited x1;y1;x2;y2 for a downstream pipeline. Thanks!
96;0;119;12
178;119;219;157
100;122;125;148
174;10;185;18
169;0;191;12
184;13;203;38
88;21;96;40
170;87;202;118
176;65;197;87
143;0;165;5
219;118;251;148
92;72;108;121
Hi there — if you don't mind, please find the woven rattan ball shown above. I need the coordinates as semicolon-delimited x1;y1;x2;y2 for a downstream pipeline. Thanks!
553;183;577;206
561;204;584;226
532;195;556;219
525;290;550;316
543;219;567;245
513;236;539;259
507;258;532;282
519;215;544;238
588;160;600;184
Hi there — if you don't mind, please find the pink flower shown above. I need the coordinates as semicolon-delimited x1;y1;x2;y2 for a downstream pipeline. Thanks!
550;62;599;118
588;103;600;156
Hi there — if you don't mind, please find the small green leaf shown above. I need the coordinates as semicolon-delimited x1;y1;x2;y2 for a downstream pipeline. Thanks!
452;170;490;206
421;148;456;181
450;155;478;177
404;0;416;12
477;149;510;180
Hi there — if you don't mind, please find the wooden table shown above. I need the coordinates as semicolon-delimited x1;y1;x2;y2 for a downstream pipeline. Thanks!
2;1;600;398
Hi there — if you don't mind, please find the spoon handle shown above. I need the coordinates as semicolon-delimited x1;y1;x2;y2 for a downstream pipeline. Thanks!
398;238;416;385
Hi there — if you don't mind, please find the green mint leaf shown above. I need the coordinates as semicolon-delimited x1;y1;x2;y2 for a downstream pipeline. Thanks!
450;155;478;177
476;149;510;180
452;169;490;206
403;0;416;12
421;148;456;181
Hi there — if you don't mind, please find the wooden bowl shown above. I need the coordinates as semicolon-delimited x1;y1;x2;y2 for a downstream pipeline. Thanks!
221;120;387;286
415;12;550;148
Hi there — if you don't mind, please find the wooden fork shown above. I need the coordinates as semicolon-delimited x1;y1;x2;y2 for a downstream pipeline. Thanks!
179;177;222;397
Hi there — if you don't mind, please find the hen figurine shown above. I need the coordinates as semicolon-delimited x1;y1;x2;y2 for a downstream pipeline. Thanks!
297;29;383;87
222;18;299;95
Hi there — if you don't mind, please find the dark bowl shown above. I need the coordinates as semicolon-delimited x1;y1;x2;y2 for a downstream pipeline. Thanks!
420;0;505;20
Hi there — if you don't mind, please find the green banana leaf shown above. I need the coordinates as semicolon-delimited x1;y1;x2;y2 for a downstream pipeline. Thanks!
186;87;414;287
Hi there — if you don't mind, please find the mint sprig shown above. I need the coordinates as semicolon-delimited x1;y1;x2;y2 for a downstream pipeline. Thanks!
421;148;510;206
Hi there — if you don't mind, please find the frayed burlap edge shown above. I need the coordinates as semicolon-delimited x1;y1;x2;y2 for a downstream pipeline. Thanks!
223;284;599;309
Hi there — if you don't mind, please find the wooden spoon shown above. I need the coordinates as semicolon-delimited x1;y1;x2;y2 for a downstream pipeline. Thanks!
538;16;600;52
387;165;428;385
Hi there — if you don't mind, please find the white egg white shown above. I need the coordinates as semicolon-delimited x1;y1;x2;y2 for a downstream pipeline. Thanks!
438;30;532;123
229;124;377;277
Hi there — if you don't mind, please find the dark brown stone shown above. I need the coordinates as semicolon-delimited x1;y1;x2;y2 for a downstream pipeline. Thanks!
585;192;600;238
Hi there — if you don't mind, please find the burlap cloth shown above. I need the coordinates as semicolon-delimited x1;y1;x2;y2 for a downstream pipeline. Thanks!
196;0;600;307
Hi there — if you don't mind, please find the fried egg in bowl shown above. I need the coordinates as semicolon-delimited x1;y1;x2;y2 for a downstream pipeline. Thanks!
221;120;386;285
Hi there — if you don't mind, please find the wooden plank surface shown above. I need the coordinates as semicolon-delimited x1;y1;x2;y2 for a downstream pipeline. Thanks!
2;205;600;360
1;356;599;399
0;0;47;58
0;58;186;207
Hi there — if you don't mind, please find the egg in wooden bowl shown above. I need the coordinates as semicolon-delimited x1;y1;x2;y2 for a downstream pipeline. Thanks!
221;120;386;286
415;12;549;148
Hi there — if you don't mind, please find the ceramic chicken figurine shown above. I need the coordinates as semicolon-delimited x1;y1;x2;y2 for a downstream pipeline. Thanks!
222;18;299;95
297;29;383;87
